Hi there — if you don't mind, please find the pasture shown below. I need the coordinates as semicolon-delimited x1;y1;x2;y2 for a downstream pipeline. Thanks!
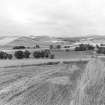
0;53;104;105
0;57;87;105
1;49;94;59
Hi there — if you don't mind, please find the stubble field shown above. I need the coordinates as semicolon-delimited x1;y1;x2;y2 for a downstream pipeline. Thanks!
0;59;87;105
0;50;105;105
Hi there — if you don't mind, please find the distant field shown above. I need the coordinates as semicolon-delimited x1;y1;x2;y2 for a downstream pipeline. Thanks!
2;49;94;59
52;50;93;59
0;49;93;68
0;58;90;68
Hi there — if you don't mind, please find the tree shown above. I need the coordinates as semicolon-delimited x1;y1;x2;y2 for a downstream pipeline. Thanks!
56;45;61;49
96;47;105;54
44;50;51;58
40;50;45;58
13;46;26;49
24;50;30;58
7;54;13;59
87;44;94;50
33;51;41;58
50;54;55;59
49;45;53;49
36;44;40;48
14;51;24;59
33;50;53;59
75;44;95;51
0;51;8;59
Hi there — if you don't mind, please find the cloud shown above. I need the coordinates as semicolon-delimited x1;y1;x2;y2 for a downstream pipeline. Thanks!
0;0;105;36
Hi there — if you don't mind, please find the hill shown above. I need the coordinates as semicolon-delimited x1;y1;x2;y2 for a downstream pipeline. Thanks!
0;35;105;49
0;36;70;49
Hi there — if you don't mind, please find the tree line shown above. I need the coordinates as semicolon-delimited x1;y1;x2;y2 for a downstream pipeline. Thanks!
0;50;55;60
75;44;105;54
75;44;95;51
96;45;105;54
13;45;40;49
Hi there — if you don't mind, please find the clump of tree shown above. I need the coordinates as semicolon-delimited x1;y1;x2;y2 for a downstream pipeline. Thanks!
13;46;26;49
50;54;55;59
56;45;61;49
0;51;13;59
33;51;41;58
96;47;105;54
7;54;13;59
14;50;31;59
23;50;30;58
14;50;24;59
33;49;55;59
33;44;40;49
75;44;95;51
36;44;40;48
49;45;61;49
44;49;51;58
49;45;53;49
0;51;7;59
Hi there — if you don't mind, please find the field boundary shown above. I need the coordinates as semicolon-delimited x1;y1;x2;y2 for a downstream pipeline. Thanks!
0;58;90;68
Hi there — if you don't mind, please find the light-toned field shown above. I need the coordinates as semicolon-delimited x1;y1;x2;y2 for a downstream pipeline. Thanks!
4;49;93;59
0;57;105;105
0;58;90;68
52;50;93;59
0;50;93;68
0;58;87;105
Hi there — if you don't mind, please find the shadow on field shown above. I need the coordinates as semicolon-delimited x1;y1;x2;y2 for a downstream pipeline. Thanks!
0;58;104;105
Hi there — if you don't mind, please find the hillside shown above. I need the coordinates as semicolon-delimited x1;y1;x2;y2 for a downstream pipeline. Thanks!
0;36;69;49
0;35;105;49
8;36;36;47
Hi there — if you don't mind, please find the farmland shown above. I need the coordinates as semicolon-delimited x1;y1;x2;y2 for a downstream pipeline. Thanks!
0;49;92;68
0;36;104;105
1;1;105;104
0;58;88;105
0;55;104;105
1;48;93;59
0;45;105;105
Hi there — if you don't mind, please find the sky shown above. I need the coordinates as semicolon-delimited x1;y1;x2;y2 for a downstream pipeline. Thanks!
0;0;105;37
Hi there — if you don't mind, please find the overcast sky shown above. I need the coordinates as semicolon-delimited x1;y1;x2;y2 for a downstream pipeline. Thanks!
0;0;105;37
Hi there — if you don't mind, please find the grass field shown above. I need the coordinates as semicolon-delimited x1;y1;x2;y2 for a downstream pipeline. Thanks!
0;58;87;105
52;50;93;59
0;58;90;68
0;56;105;105
4;49;93;59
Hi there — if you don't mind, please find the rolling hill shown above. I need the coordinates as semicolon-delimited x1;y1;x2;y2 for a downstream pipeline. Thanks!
0;35;105;49
0;36;70;49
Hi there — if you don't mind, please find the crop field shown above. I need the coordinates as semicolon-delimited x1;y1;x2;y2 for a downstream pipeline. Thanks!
0;59;87;105
0;57;105;105
52;50;93;59
3;49;94;59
